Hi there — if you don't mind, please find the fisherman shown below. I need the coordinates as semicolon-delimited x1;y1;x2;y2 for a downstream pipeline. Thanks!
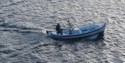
56;23;62;35
67;20;73;34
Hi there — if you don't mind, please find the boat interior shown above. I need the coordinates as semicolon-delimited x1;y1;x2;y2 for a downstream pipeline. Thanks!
51;23;102;36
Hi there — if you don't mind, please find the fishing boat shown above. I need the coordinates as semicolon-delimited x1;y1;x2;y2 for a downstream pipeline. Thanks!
46;23;106;40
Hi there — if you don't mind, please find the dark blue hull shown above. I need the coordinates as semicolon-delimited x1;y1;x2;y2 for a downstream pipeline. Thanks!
47;23;106;40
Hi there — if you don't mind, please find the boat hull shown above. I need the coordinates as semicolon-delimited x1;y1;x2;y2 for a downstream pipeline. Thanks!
46;23;106;40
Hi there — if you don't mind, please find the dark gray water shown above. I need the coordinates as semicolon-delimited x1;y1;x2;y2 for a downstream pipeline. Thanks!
0;0;125;63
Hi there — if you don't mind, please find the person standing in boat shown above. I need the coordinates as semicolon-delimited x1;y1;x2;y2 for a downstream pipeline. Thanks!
56;23;62;35
67;20;73;34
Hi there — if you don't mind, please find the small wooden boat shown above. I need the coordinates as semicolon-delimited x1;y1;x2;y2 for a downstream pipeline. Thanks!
46;23;106;40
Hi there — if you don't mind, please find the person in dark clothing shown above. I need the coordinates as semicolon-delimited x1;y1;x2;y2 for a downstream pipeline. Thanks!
56;23;62;35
